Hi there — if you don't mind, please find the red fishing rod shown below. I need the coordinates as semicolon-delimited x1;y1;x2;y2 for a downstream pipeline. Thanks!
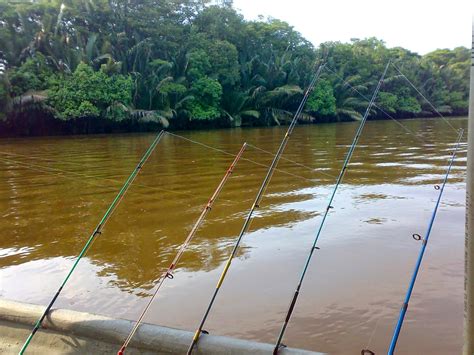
118;141;248;354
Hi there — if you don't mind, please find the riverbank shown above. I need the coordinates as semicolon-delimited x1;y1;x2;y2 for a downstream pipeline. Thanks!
0;111;466;138
0;299;323;354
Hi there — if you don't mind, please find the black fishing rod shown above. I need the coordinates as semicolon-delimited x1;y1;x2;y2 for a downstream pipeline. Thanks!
272;61;391;354
186;64;325;355
19;130;165;354
388;129;464;354
117;142;247;355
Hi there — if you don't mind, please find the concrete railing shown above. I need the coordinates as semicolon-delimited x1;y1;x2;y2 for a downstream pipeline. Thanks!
0;299;324;354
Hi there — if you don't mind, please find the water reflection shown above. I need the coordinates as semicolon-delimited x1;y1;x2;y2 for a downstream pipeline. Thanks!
0;117;467;354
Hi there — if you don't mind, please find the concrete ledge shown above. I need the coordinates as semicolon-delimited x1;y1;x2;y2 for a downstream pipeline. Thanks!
0;299;324;354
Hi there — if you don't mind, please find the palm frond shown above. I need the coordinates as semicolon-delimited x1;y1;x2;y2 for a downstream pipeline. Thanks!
176;95;194;108
156;76;174;92
337;108;363;121
265;85;302;101
12;92;48;108
85;33;98;61
240;110;260;118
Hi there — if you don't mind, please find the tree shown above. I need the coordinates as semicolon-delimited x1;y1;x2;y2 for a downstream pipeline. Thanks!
47;62;132;120
0;0;469;133
221;90;259;127
9;54;53;96
306;79;337;117
186;77;222;120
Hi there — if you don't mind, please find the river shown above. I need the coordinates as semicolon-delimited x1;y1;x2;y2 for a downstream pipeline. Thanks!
0;117;468;354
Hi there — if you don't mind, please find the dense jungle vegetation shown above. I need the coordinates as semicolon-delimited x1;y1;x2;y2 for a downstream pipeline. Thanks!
0;0;470;135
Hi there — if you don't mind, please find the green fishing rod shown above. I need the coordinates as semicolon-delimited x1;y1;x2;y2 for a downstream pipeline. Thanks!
18;130;165;354
187;64;325;355
273;61;391;354
387;129;464;354
117;142;247;355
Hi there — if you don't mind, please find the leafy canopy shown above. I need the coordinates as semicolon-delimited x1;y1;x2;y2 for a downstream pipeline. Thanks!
47;63;132;120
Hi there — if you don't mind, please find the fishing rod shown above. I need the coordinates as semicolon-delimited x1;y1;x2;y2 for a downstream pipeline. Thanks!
18;130;165;354
273;61;391;354
186;64;325;355
387;128;464;354
117;142;248;355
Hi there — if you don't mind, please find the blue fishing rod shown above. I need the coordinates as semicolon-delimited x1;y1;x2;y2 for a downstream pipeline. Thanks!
19;130;165;354
273;61;391;354
387;128;464;354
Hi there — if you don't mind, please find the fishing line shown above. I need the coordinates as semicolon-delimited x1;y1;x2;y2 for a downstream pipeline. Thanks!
363;317;381;354
0;157;120;192
0;150;99;167
324;66;430;145
0;155;123;181
117;143;247;355
272;61;391;354
0;147;221;186
246;143;336;179
387;129;464;354
0;149;173;180
391;63;459;133
186;64;326;355
0;153;232;202
324;65;465;354
165;131;316;182
18;130;165;354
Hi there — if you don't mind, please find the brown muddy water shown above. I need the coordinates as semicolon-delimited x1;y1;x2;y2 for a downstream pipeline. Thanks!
0;117;468;354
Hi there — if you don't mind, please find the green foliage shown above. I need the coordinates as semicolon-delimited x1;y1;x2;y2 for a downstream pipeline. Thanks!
47;63;132;120
9;54;53;96
306;80;336;116
0;0;469;132
159;82;187;96
207;40;240;86
186;38;239;86
397;96;422;114
0;79;10;120
448;91;468;112
221;90;259;127
187;50;212;81
187;77;222;120
378;92;398;113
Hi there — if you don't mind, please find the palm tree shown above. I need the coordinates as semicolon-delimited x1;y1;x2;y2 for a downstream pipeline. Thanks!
239;50;304;125
122;56;193;125
221;90;259;127
330;71;370;121
259;84;303;124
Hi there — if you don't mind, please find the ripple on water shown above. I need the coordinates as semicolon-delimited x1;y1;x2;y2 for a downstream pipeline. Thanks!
0;117;467;354
0;246;35;258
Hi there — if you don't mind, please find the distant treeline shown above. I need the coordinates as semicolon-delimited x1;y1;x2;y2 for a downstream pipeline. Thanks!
0;0;470;135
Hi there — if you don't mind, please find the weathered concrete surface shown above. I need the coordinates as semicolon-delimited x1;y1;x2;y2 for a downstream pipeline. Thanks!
0;299;324;354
